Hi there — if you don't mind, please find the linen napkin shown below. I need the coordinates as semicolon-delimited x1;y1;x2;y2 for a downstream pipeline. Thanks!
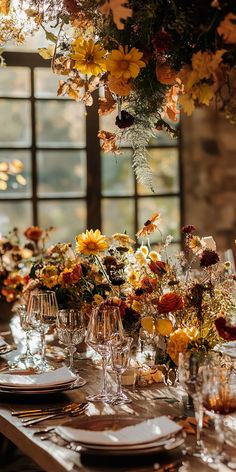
0;366;76;389
55;416;182;446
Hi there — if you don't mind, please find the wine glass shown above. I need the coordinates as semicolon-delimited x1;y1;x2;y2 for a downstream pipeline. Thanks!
56;309;86;387
110;336;133;405
8;304;35;369
86;305;124;402
27;291;58;371
179;351;232;457
179;350;211;456
200;365;236;465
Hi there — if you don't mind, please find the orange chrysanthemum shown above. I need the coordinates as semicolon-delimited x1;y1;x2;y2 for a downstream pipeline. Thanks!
136;212;160;238
24;226;43;242
167;327;198;365
75;229;108;255
158;292;184;314
108;76;133;96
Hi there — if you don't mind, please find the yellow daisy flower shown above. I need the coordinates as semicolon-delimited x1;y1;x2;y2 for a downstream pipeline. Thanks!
71;37;107;76
127;270;139;286
135;251;146;265
92;294;104;306
140;246;149;256
39;264;59;288
132;300;142;313
76;229;108;255
106;45;146;80
188;235;203;253
149;251;161;262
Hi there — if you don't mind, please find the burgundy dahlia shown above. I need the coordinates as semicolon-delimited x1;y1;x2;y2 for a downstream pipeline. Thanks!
215;317;236;341
200;249;220;268
152;31;172;54
63;0;79;15
182;225;196;234
115;110;134;129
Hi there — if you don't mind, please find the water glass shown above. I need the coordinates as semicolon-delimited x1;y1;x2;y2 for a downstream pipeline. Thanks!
56;309;86;386
200;365;236;464
86;305;124;402
111;336;133;404
179;350;209;456
27;291;58;371
9;304;34;369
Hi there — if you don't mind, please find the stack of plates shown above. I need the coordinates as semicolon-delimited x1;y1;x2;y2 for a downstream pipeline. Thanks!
0;366;77;394
55;415;183;456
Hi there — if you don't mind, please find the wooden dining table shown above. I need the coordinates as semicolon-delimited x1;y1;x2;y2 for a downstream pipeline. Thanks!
0;316;235;472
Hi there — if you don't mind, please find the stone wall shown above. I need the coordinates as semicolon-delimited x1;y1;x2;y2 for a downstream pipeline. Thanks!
181;107;236;260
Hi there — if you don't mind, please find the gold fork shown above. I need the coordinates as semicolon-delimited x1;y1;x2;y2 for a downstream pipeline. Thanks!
21;403;88;427
12;402;80;418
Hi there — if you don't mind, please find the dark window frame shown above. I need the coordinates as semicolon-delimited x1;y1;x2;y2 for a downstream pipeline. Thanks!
1;51;183;242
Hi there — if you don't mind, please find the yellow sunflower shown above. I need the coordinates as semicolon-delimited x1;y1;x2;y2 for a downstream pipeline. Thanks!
71;37;107;76
75;229;108;255
106;45;146;80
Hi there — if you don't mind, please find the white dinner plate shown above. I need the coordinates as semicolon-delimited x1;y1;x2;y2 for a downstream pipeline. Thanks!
0;378;75;391
0;366;76;389
56;415;182;448
76;432;183;452
79;435;185;456
0;379;86;395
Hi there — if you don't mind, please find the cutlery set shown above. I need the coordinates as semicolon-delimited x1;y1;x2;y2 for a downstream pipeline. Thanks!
11;402;88;426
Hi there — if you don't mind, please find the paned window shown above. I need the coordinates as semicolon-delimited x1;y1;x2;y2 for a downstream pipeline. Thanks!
0;52;182;247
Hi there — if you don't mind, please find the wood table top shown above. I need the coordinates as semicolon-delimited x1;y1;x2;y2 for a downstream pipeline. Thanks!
0;316;234;472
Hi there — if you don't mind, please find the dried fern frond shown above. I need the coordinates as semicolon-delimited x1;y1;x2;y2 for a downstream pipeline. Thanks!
132;146;154;191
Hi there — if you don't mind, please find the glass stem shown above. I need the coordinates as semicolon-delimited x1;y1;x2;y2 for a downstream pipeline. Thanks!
41;332;46;363
196;402;203;447
68;346;75;372
214;414;225;455
25;331;31;358
116;372;122;396
193;396;203;448
102;355;108;395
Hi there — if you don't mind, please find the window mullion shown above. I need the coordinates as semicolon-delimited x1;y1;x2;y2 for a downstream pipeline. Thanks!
86;89;101;230
30;67;38;225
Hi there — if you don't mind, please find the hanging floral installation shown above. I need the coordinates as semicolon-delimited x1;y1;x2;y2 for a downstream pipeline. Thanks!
0;0;236;187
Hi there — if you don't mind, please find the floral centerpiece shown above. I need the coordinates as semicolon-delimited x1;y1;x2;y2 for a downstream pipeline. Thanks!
123;218;236;367
0;225;52;304
24;229;141;335
23;216;235;365
0;1;236;187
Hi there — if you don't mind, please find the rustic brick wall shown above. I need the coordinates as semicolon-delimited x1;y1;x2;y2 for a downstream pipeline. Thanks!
181;108;236;259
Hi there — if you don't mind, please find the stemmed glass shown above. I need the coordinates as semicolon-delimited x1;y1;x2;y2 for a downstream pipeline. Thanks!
56;309;86;387
179;350;232;457
200;364;236;465
178;350;209;456
86;305;124;402
27;291;58;371
110;336;133;405
9;304;34;369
